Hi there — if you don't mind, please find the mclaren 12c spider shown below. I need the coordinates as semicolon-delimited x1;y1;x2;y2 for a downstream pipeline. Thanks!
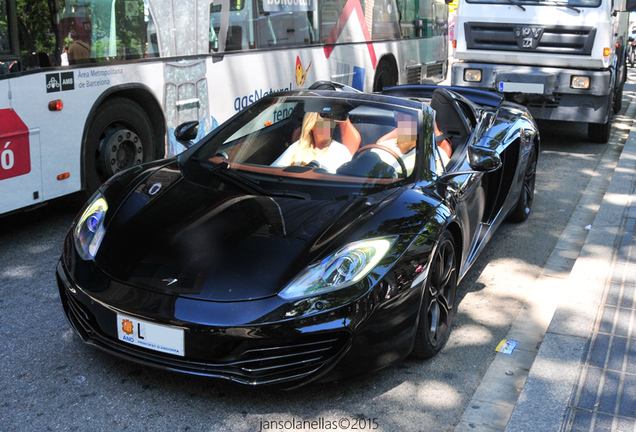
56;83;539;388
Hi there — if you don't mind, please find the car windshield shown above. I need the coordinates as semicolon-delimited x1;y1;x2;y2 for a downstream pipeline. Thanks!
184;95;425;199
466;0;599;6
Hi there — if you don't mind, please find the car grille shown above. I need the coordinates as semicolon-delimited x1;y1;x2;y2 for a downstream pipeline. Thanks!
464;22;596;55
58;279;350;386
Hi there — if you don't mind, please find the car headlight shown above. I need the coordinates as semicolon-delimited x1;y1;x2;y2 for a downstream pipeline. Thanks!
73;194;108;260
278;237;396;300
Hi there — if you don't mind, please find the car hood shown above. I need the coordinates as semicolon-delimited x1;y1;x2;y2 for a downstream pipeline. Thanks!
95;163;395;302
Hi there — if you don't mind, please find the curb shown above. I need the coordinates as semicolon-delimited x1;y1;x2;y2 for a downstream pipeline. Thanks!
454;80;636;432
505;86;636;431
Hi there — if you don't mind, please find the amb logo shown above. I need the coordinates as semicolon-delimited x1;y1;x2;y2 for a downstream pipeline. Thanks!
46;72;75;93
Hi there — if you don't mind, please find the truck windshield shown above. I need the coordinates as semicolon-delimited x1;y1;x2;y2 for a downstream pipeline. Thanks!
466;0;600;7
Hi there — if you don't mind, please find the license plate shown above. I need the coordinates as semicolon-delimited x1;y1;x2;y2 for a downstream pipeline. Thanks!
498;82;544;94
117;314;184;357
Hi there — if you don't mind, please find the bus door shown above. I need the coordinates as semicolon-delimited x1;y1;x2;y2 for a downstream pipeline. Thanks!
0;82;43;213
148;0;212;155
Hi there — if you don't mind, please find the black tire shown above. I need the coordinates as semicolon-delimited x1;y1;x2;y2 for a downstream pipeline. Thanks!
630;48;635;67
84;98;155;193
373;60;397;92
411;231;458;359
588;92;614;144
614;66;625;114
508;146;537;223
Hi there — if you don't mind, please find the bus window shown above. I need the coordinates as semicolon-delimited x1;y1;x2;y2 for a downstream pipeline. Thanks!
1;0;10;54
9;0;156;70
319;0;399;43
256;0;317;48
210;0;252;52
396;0;448;38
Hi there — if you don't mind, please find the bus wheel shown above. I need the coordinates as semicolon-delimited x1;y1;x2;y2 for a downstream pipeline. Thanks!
84;98;154;193
373;60;397;92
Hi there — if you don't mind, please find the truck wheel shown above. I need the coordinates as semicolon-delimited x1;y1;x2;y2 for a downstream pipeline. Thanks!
373;60;397;92
84;98;155;193
588;94;613;144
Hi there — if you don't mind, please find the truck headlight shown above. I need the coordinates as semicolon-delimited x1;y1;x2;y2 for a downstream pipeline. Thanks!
571;76;590;89
464;69;482;83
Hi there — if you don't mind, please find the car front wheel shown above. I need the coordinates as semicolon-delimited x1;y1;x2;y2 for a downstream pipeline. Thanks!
411;231;458;359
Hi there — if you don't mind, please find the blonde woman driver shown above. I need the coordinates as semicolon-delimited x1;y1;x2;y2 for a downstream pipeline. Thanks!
271;112;352;173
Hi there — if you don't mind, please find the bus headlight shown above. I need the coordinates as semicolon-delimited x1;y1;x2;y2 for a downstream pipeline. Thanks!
464;69;482;83
571;76;590;89
73;194;108;260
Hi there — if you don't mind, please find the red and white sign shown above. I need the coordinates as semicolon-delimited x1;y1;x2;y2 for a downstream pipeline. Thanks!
0;109;31;180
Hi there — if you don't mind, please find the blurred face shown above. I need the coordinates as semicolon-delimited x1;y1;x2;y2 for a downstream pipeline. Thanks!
312;116;334;149
396;115;417;154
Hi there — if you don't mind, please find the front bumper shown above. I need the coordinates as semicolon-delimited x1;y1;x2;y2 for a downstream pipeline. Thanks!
451;62;613;123
56;260;354;387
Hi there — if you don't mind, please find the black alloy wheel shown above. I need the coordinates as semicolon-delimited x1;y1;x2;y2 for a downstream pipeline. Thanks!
508;146;537;223
412;231;457;359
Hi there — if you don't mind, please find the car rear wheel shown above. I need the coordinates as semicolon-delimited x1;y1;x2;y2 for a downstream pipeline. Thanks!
411;231;457;359
508;146;537;223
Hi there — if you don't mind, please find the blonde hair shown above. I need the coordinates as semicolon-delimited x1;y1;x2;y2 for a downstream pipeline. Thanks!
290;112;334;165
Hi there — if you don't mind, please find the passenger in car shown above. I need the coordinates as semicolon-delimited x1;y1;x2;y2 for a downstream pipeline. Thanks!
373;112;418;175
376;113;452;171
271;112;352;173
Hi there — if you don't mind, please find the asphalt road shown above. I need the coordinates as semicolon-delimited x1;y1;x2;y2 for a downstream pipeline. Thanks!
1;75;634;432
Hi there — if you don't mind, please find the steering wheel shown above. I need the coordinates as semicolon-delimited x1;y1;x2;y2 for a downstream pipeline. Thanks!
355;144;408;178
305;160;321;168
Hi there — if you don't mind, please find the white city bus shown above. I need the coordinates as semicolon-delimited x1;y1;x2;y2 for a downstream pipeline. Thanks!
0;0;449;215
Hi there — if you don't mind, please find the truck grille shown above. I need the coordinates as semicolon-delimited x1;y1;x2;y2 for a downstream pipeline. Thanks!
464;22;596;55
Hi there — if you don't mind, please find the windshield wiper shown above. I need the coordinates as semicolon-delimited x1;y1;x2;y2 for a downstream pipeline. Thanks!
205;161;309;200
505;0;526;11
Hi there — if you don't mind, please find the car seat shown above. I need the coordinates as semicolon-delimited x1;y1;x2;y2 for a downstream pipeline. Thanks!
336;118;362;156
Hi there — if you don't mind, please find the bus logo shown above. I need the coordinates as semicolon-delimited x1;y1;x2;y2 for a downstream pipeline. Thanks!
46;74;60;92
46;72;75;93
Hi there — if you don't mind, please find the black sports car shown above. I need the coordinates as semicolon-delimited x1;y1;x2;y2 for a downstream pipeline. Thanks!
56;83;539;388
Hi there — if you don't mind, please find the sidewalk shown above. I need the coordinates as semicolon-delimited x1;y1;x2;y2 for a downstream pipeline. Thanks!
505;104;636;429
452;82;636;431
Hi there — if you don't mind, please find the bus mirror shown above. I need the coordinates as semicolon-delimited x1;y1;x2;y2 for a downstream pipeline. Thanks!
627;0;636;11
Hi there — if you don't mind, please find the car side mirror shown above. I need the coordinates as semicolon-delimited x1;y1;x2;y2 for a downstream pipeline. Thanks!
467;145;502;172
174;121;199;145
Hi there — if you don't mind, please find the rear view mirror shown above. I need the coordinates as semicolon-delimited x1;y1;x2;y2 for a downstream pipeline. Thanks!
467;145;502;172
174;121;199;147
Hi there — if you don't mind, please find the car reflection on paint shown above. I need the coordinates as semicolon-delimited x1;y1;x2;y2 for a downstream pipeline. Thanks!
56;82;539;388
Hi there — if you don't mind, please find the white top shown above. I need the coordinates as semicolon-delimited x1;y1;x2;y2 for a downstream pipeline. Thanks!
271;140;352;173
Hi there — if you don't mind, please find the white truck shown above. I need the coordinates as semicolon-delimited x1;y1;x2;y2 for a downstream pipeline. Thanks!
451;0;636;143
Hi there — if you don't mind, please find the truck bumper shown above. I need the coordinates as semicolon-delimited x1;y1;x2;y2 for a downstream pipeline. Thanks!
451;62;613;123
